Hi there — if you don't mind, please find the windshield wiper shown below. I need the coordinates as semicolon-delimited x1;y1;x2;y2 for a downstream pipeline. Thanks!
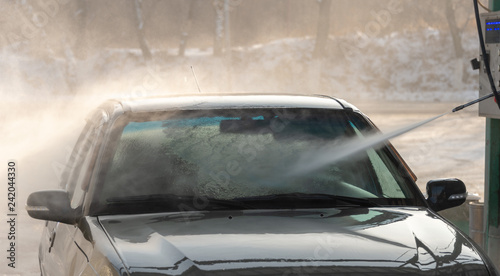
105;193;379;214
235;193;380;207
107;194;255;210
107;194;187;204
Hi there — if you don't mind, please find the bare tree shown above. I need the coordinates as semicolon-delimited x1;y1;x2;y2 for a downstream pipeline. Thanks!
445;0;474;85
313;0;332;59
134;0;152;60
445;0;464;59
74;0;88;59
178;0;197;56
213;0;224;56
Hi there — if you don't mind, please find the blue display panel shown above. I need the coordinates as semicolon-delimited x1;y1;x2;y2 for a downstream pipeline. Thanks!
486;19;500;44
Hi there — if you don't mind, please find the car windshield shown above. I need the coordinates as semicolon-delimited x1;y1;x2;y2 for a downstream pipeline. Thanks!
93;108;425;215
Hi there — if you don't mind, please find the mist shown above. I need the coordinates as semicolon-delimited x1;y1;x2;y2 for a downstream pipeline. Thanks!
287;112;449;178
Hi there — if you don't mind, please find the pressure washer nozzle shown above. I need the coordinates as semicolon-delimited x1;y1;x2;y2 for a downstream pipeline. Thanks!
452;105;465;112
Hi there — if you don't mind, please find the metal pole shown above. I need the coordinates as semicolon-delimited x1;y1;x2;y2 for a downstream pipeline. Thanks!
486;0;500;267
470;202;485;247
486;118;500;261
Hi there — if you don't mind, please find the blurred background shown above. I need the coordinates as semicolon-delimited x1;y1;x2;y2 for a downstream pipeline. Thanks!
0;0;481;98
0;0;487;274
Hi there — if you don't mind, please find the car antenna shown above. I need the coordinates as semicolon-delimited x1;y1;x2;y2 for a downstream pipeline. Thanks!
191;66;202;93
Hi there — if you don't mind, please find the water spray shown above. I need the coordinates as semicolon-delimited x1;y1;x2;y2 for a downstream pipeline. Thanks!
290;94;492;177
288;111;449;177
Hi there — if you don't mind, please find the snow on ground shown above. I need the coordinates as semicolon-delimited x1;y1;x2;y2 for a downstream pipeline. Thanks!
1;28;480;101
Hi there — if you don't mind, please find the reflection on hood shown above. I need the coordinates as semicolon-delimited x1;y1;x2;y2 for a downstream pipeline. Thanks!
97;207;488;275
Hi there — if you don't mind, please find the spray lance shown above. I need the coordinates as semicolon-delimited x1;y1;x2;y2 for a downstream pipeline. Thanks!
453;0;500;112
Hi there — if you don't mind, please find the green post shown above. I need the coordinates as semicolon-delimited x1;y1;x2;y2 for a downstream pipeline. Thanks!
491;0;500;12
486;119;500;255
486;0;500;267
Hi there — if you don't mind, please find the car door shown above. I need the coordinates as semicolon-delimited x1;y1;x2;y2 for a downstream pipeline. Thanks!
39;111;106;276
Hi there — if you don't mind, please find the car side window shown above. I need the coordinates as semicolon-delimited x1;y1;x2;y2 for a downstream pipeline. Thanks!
365;148;405;197
66;114;104;209
348;120;407;198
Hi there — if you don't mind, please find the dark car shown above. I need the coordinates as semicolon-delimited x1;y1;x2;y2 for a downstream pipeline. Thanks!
27;94;498;275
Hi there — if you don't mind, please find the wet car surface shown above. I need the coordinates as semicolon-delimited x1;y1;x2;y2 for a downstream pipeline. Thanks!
26;94;498;275
98;208;487;275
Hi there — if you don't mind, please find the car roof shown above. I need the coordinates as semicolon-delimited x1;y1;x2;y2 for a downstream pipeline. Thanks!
115;94;359;113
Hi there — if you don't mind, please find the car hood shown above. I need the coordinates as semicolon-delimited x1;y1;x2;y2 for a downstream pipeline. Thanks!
98;207;489;275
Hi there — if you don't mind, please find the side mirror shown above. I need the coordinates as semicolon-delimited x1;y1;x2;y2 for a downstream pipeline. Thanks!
426;178;467;212
26;190;78;224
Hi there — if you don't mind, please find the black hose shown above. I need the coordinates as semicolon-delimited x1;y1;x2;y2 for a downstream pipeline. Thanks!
452;92;494;112
473;0;500;109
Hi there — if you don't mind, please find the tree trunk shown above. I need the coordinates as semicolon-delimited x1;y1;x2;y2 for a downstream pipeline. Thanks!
178;0;197;56
213;0;224;56
224;0;231;57
445;0;463;58
134;0;152;61
74;0;88;59
445;0;466;85
313;0;332;59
